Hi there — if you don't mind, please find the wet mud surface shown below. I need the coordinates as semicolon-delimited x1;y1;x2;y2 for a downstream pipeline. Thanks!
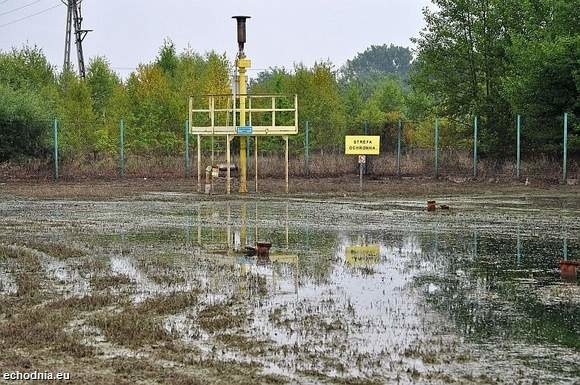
0;189;579;384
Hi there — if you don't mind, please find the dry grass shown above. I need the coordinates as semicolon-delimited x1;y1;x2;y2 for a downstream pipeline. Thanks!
51;294;118;312
0;306;94;357
0;157;52;180
90;274;132;291
1;151;577;181
25;241;85;259
227;149;578;180
137;291;200;315
0;241;84;260
215;334;271;355
0;247;111;358
110;357;205;385
197;301;248;334
0;245;42;299
91;308;171;347
89;291;199;347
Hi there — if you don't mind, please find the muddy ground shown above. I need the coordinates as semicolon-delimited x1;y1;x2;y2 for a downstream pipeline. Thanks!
0;176;577;199
0;179;578;384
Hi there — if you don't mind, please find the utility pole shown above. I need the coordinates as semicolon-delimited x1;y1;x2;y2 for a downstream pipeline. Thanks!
62;0;91;78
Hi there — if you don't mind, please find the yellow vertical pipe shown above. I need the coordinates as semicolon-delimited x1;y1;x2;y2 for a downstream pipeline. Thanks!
197;134;201;192
237;58;250;193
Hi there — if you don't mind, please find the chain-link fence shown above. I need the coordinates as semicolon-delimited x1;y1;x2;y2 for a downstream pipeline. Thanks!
1;113;578;186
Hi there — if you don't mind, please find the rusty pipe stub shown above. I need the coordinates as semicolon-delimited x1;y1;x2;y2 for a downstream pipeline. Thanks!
256;241;272;258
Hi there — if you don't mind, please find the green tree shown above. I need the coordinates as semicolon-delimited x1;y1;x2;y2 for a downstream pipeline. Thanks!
412;0;580;156
0;84;51;161
292;62;346;152
0;45;56;92
126;64;180;154
56;70;97;157
412;0;513;156
250;63;346;153
500;0;580;153
86;57;124;154
86;56;121;120
341;44;413;87
354;77;406;150
156;38;179;78
342;81;365;125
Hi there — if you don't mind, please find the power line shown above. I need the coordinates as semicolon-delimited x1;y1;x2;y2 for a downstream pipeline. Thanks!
0;3;60;28
0;0;44;17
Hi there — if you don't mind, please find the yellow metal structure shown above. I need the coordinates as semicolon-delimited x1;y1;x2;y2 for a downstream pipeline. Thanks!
189;93;298;194
345;135;381;155
188;15;298;194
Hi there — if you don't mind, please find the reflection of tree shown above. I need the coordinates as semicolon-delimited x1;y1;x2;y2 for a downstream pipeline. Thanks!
415;233;580;350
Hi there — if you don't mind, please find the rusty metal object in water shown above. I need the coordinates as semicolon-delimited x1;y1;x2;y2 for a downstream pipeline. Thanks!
256;241;272;257
427;200;436;211
560;260;579;281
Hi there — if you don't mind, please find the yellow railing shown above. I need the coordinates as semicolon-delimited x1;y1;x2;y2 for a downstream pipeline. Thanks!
189;94;298;136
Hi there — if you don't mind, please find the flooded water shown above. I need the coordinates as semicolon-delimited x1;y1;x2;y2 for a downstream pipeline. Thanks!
0;192;579;384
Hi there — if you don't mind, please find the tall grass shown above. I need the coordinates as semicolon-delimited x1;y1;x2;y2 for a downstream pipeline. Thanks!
0;150;577;181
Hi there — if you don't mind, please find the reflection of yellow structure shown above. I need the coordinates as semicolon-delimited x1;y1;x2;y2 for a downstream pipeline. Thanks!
237;254;299;295
268;254;298;295
346;245;380;266
193;202;297;293
269;254;298;264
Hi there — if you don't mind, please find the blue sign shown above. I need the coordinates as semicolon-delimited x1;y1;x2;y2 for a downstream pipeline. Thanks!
236;126;253;135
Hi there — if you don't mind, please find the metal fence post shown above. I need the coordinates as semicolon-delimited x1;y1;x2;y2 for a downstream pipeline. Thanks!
198;134;202;193
563;112;568;182
304;121;310;177
473;115;478;178
119;119;125;177
364;120;369;174
53;118;59;181
516;114;521;178
184;119;190;177
397;120;401;177
434;118;439;178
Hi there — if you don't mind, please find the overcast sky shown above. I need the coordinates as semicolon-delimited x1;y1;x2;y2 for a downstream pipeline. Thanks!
0;0;431;77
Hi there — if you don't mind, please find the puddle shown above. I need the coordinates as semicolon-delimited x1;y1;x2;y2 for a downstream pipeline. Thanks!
0;269;17;295
0;193;578;384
